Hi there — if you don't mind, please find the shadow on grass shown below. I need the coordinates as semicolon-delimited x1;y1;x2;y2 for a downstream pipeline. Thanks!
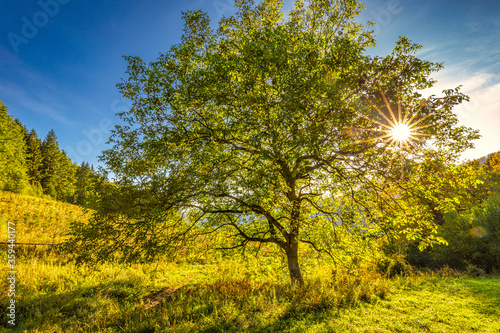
0;278;160;333
0;270;391;333
142;273;388;333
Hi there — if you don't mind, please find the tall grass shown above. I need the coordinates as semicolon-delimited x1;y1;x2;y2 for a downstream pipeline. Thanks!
0;253;393;333
1;256;499;332
0;191;89;245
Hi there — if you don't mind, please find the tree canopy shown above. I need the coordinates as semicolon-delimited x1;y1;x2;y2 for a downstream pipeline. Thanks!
67;0;480;284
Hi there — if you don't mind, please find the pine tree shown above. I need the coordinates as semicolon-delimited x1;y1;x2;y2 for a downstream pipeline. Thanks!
0;102;94;202
25;129;44;186
56;150;77;201
74;162;93;205
0;100;29;193
41;129;61;197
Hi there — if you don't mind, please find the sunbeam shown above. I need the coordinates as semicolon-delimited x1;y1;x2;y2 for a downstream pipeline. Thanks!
353;89;436;179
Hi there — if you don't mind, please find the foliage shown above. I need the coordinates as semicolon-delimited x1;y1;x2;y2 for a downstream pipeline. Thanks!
40;130;78;201
0;100;99;205
0;100;29;193
410;192;500;273
68;0;479;284
62;179;202;264
483;151;500;173
379;161;484;264
458;152;500;210
25;129;44;186
405;157;500;272
73;162;98;206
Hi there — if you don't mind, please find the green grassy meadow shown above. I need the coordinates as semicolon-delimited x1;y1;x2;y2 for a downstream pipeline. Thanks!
1;191;500;332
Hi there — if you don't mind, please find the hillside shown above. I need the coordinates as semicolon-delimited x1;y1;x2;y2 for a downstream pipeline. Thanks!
0;191;89;245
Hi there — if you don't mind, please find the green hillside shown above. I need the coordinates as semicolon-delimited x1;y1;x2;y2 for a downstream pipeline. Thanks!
0;190;89;245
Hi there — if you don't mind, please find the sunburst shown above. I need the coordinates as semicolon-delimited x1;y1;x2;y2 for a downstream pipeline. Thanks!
391;123;412;142
354;89;436;178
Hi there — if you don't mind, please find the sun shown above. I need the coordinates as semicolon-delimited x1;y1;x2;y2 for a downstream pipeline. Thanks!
390;123;412;142
355;89;434;150
353;89;436;178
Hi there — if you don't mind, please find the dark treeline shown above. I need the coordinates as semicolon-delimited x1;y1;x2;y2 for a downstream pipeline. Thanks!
0;100;98;205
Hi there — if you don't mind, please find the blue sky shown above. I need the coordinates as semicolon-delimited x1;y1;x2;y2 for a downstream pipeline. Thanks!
1;0;499;166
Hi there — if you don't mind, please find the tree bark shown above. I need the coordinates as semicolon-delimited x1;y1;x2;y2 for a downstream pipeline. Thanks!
285;243;304;285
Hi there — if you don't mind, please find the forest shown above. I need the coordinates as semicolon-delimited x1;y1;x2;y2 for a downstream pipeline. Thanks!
0;100;98;205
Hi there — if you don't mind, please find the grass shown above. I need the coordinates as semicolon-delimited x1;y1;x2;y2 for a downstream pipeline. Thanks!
1;256;499;333
1;190;499;332
0;191;89;245
335;276;500;333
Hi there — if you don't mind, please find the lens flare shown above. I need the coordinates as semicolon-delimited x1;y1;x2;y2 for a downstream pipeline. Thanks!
469;226;488;239
352;89;436;179
391;123;412;142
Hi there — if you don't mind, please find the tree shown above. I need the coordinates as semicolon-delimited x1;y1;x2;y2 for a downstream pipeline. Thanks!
41;130;77;200
484;151;500;173
41;129;61;197
0;100;29;193
55;150;77;202
74;162;96;206
67;0;479;284
25;129;44;187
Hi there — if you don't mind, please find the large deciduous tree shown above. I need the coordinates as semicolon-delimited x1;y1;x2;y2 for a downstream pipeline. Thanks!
67;0;479;284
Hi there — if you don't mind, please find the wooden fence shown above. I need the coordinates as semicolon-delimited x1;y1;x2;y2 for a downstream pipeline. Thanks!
0;242;60;250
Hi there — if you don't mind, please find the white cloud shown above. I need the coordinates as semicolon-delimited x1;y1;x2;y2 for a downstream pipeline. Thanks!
423;69;500;160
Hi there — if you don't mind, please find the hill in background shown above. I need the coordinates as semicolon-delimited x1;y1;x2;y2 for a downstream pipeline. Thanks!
0;190;89;245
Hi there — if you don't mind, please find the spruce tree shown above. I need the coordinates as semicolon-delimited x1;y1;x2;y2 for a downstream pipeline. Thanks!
56;150;77;201
74;162;93;205
41;129;61;198
25;129;44;187
0;100;29;193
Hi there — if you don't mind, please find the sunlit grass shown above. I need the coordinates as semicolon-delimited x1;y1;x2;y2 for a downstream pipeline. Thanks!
0;191;89;245
0;255;391;333
0;257;499;332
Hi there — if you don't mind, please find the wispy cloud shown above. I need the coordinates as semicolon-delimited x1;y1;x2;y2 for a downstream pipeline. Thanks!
0;44;21;69
0;81;74;125
415;46;437;58
426;70;494;95
423;66;500;160
0;45;83;126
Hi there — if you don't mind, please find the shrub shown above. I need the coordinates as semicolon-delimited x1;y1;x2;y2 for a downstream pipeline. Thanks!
375;256;413;277
410;193;500;273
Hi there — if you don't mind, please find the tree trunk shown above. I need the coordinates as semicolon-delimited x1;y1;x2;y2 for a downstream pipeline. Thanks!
285;243;304;285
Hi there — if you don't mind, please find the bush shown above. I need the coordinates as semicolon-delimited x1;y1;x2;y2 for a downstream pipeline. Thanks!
410;193;500;273
375;256;412;277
